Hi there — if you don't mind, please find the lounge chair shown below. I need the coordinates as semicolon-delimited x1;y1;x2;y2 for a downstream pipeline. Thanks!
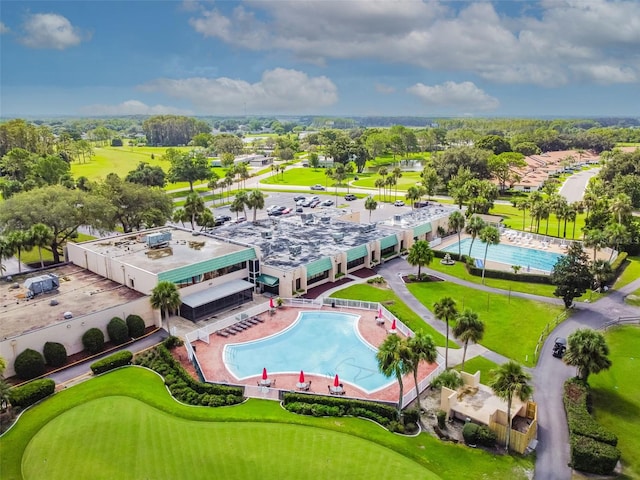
216;330;229;338
254;317;265;323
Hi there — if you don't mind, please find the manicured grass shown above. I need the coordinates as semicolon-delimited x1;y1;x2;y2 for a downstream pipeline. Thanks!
614;256;640;289
329;284;453;348
352;171;423;190
624;287;640;307
590;326;640;480
455;356;499;383
406;281;565;366
0;368;533;480
489;203;587;241
16;233;97;266
260;167;335;187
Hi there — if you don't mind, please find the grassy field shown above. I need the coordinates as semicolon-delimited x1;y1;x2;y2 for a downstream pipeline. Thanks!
260;168;339;187
489;203;587;241
329;284;453;348
614;256;640;289
455;356;499;383
0;367;534;480
590;326;640;480
406;281;564;366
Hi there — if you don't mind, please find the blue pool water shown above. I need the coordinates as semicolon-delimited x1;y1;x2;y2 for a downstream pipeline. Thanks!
442;238;563;272
223;311;393;393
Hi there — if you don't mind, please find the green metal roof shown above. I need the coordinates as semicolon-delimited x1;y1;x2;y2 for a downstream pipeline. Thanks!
306;257;332;278
380;234;398;249
256;273;279;287
413;222;432;237
158;248;256;284
347;244;368;262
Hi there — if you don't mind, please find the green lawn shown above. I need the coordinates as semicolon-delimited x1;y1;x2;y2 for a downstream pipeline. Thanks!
16;233;97;266
406;281;564;366
260;168;338;187
624;287;640;307
329;284;453;348
590;326;640;480
489;203;587;241
455;356;499;383
0;367;533;480
614;256;640;289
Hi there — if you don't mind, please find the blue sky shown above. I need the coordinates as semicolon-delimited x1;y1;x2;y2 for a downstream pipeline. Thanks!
1;0;639;117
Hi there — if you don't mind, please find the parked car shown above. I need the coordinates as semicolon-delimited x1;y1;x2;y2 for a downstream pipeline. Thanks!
295;206;303;213
321;200;334;206
393;200;405;207
309;200;321;208
235;216;246;223
552;337;567;358
310;184;326;191
281;207;292;214
293;195;306;201
414;200;430;208
266;205;280;213
344;194;357;201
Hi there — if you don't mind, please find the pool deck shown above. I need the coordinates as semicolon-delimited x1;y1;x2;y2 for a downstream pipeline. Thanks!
188;305;438;403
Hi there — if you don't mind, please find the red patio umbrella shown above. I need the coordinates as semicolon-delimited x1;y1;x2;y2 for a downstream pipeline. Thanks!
262;367;268;380
334;374;340;387
391;319;397;330
269;297;275;309
299;370;305;384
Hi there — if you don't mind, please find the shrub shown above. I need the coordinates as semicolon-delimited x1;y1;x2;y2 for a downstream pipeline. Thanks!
610;251;628;274
91;350;133;375
163;336;184;349
107;317;129;345
14;349;46;380
43;342;67;368
476;425;497;447
126;314;146;338
436;410;447;429
570;434;621;475
462;422;480;445
9;379;55;408
402;408;420;426
431;370;464;390
82;328;105;355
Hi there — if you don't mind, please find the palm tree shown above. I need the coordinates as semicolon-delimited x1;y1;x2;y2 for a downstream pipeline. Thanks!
0;237;16;276
150;280;182;334
406;240;433;280
604;222;630;261
246;189;265;223
452;309;484;370
465;215;486;257
6;230;33;274
374;177;385;200
183;192;205;230
406;332;437;413
364;196;378;222
433;296;458;369
392;166;403;200
590;260;613;292
550;194;568;237
488;361;533;452
563;328;611;382
29;223;54;268
516;198;530;231
172;207;188;228
448;211;465;259
609;193;632;224
376;334;411;417
207;171;220;205
583;229;608;261
405;185;422;210
479;226;500;284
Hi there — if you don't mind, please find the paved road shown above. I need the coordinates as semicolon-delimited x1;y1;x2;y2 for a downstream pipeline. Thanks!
559;168;600;203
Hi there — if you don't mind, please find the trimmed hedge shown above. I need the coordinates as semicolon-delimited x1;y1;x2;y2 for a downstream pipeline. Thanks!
462;422;497;447
43;342;67;368
611;251;628;274
570;435;621;475
14;349;46;380
134;344;243;407
9;379;55;408
283;392;397;428
82;328;105;355
126;314;145;338
107;317;129;345
91;350;133;375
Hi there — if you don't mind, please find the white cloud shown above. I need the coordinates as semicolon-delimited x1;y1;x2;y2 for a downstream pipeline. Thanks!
375;83;395;94
407;81;499;111
19;13;86;50
80;100;193;116
188;0;640;86
0;22;9;34
140;68;338;114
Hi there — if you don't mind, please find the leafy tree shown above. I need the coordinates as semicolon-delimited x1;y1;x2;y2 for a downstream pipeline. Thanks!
420;166;439;199
364;196;377;221
551;243;593;308
465;215;486;257
433;296;458;369
245;189;265;223
406;240;434;279
488;361;533;452
479;226;500;284
150;281;182;333
143;115;210;146
166;150;211;191
513;142;541;156
488;152;526;192
476;134;512;155
563;328;612;382
29;223;54;268
125;162;166;187
452;309;484;369
448;211;465;258
405;332;437;413
376;333;411;417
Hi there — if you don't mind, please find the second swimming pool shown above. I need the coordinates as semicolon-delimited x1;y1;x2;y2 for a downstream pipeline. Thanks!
223;311;394;393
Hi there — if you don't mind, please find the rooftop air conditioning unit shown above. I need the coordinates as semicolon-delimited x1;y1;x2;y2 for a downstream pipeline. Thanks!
321;216;331;224
393;214;402;223
289;245;302;256
261;230;273;239
332;233;344;243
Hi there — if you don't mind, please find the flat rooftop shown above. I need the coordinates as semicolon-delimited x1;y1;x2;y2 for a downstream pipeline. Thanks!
73;227;251;273
0;265;144;339
212;212;399;271
380;203;455;229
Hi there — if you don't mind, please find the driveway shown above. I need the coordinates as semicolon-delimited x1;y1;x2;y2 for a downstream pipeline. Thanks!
559;168;600;203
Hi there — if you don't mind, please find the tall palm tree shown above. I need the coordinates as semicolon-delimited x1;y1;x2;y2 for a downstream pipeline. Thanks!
448;211;465;259
563;328;611;382
207;171;220;205
183;192;205;230
150;281;182;334
376;334;411;417
6;230;33;274
433;296;458;369
364;196;378;222
603;222;630;261
392;166;403;200
405;185;423;210
583;229;608;261
406;332;437;413
590;260;613;292
452;309;484;370
0;237;16;276
246;189;265;223
516;198;530;231
489;361;533;452
609;193;632;224
564;205;576;238
406;240;434;280
465;215;486;257
29;223;54;268
479;226;500;284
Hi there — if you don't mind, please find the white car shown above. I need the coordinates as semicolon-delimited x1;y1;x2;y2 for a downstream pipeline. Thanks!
393;200;405;207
